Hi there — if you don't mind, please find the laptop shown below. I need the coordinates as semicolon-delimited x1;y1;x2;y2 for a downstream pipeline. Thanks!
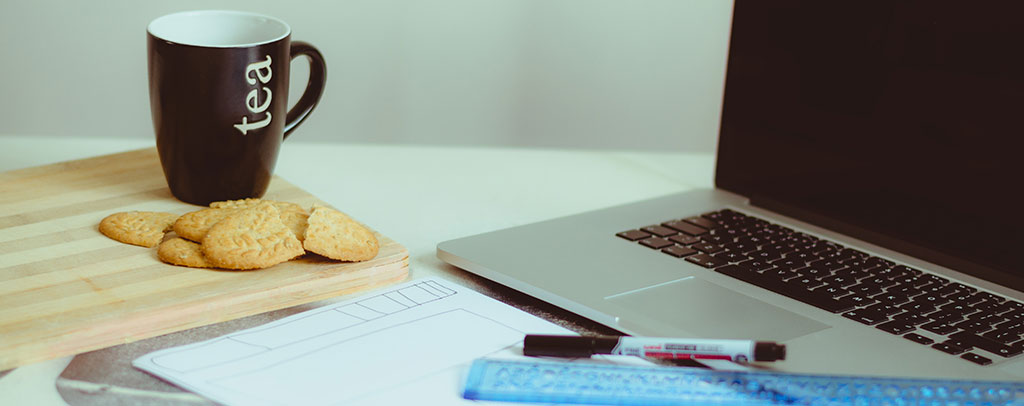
438;1;1024;380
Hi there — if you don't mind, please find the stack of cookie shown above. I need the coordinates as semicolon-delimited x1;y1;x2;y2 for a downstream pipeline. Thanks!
99;199;379;270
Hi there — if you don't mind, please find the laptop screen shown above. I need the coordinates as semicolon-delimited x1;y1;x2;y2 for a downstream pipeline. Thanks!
716;1;1024;291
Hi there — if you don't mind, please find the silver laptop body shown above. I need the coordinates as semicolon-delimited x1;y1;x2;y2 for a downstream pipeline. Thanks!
439;1;1024;380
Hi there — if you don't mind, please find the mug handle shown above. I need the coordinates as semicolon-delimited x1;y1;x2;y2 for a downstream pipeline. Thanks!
283;41;327;139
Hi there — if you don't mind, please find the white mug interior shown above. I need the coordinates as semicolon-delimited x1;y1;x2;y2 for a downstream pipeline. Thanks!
148;10;290;48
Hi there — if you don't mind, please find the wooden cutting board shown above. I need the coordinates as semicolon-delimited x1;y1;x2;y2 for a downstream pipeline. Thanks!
0;148;409;371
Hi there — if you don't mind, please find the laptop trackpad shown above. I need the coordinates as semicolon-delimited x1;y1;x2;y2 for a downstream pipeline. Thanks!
605;278;829;342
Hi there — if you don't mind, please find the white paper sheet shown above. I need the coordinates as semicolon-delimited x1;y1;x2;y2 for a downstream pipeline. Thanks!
133;278;601;406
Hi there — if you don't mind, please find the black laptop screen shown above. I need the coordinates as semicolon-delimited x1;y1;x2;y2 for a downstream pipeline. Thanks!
716;1;1024;291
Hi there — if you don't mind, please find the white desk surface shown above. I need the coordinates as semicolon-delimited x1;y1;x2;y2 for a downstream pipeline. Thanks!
0;135;714;405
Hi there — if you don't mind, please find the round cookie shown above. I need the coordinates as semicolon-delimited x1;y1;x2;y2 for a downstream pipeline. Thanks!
209;198;266;209
157;237;213;268
99;211;179;248
302;205;379;262
201;203;305;270
280;209;310;243
210;198;310;241
172;208;236;243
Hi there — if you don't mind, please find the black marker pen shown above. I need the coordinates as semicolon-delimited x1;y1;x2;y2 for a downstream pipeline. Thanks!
523;334;786;363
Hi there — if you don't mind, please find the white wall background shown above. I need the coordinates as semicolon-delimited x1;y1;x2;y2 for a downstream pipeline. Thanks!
0;0;732;152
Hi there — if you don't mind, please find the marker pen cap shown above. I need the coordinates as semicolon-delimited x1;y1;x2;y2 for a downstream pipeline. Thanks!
523;335;618;357
753;342;786;361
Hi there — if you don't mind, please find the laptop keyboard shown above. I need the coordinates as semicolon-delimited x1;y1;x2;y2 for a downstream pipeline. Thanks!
616;209;1024;367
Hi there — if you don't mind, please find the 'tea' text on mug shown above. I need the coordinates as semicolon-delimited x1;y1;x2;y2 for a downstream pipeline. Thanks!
233;55;273;135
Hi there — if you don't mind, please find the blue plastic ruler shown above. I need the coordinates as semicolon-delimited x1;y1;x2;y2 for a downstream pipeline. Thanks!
462;358;1024;406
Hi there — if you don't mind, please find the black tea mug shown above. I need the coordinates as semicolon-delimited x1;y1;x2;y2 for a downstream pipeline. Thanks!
147;10;326;205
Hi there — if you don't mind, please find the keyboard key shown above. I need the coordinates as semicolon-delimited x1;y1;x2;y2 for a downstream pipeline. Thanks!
842;309;889;325
993;320;1024;334
834;266;874;280
788;232;818;242
788;277;826;290
661;245;697;258
724;241;758;254
798;266;832;279
808;259;847;272
936;284;971;297
967;312;1008;327
912;294;952;306
683;216;718;229
939;301;979;317
894;265;923;276
842;262;879;276
943;291;977;303
639;237;674;249
916;282;946;295
946;283;978;293
815;284;849;298
839;248;870;259
903;333;934;345
948;331;1023;357
919;274;950;286
893;276;932;289
763;267;800;281
701;210;728;221
821;275;857;288
1001;300;1024;312
871;267;907;280
899;302;937;314
748;249;783;262
843;294;878;308
710;225;742;236
1005;310;1024;322
701;233;733;245
974;299;1006;313
685;253;728;269
876;320;916;334
932;343;968;355
961;353;993;366
742;235;771;246
847;283;884;296
715;265;855;313
859;276;898;289
770;258;806;271
712;250;749;263
616;230;651;241
886;284;924;298
736;259;774;272
866;303;903;316
943;338;975;351
668;234;700;245
692;242;727;254
871;292;911;306
866;257;896;269
962;293;991;305
766;243;798;255
892;311;930;326
971;292;1006;303
805;242;837;255
921;321;957;335
981;328;1022;344
641;225;679;237
926;310;966;323
993;301;1024;315
952;319;994;334
663;220;708;236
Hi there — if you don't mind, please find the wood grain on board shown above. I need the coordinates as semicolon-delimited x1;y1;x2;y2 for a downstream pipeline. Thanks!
0;148;409;371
